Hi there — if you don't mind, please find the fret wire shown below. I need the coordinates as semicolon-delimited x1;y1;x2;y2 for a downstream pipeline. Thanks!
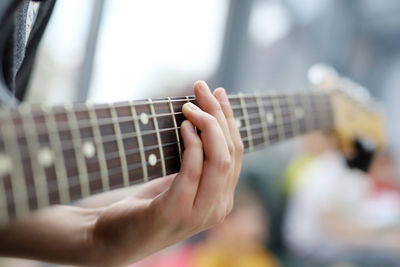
9;108;324;203
239;93;253;151
302;93;314;132
1;109;30;218
12;111;187;136
315;96;331;129
12;105;334;164
271;95;285;141
110;103;130;187
4;114;310;202
6;92;330;128
8;92;302;120
167;97;182;162
5;95;330;139
5;109;335;203
238;117;330;136
20;106;50;208
130;102;148;182
65;104;90;198
9;93;268;117
44;107;71;204
286;95;300;137
1;92;335;218
42;111;333;166
0;176;7;224
9;141;181;201
7;154;181;203
186;95;197;136
242;131;274;143
8;103;325;143
17;97;196;116
87;104;110;191
9;98;335;166
8;114;322;204
149;99;167;177
7;91;327;135
255;93;269;145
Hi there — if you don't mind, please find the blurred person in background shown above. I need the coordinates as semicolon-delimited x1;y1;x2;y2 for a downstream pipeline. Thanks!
284;131;400;265
132;185;279;267
190;186;279;267
0;1;244;266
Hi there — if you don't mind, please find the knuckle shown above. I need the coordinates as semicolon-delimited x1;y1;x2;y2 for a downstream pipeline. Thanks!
227;141;234;154
206;115;218;125
217;156;232;171
214;103;223;113
212;208;227;225
222;103;233;116
225;108;234;119
235;140;244;155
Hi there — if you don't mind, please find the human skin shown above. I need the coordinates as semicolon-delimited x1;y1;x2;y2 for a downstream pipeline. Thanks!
0;81;244;266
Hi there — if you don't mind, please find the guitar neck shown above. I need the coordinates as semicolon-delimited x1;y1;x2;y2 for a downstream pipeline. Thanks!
0;91;333;224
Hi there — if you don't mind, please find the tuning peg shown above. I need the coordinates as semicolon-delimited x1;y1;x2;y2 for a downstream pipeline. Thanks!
339;77;371;105
308;63;338;89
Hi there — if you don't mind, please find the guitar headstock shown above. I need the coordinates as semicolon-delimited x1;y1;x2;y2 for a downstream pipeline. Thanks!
308;63;386;156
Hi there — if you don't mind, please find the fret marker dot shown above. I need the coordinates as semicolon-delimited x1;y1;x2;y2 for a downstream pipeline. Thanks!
38;147;54;167
266;112;274;124
140;112;149;125
0;153;12;176
148;154;157;166
236;119;242;128
82;141;96;158
295;108;304;119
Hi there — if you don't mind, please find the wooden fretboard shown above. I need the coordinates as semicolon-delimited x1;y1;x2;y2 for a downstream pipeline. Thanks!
0;91;333;224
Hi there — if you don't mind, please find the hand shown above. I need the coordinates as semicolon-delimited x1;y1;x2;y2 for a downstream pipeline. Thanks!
90;81;244;266
0;81;243;266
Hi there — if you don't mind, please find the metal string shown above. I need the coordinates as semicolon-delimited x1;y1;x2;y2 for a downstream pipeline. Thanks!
1;109;334;205
0;93;333;207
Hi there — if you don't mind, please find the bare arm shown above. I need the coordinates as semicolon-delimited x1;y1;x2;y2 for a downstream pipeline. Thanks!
0;81;243;266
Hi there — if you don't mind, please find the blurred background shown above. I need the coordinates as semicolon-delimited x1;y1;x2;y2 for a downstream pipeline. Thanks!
6;0;400;266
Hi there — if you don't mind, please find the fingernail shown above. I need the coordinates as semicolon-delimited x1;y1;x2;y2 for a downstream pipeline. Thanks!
215;88;228;103
194;80;209;94
183;102;199;112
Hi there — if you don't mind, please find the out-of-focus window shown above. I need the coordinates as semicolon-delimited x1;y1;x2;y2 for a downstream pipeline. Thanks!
27;0;92;104
28;0;229;104
90;0;228;102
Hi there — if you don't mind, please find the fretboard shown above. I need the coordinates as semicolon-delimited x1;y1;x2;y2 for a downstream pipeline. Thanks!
0;91;333;224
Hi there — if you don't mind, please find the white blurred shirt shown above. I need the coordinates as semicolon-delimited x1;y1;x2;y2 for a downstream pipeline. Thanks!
25;1;41;46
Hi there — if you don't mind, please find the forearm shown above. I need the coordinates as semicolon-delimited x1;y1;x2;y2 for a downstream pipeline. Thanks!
77;186;140;208
0;205;99;266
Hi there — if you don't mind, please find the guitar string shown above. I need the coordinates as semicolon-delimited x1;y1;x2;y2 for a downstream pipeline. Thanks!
10;102;332;159
0;97;333;177
2;129;294;203
1;99;333;149
1;111;335;204
3;93;333;159
14;106;333;163
0;95;333;206
8;91;327;116
1;103;334;194
1;93;332;138
3;127;336;211
4;100;324;135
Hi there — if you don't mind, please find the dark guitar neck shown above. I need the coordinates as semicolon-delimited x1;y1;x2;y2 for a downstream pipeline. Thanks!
0;91;333;224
